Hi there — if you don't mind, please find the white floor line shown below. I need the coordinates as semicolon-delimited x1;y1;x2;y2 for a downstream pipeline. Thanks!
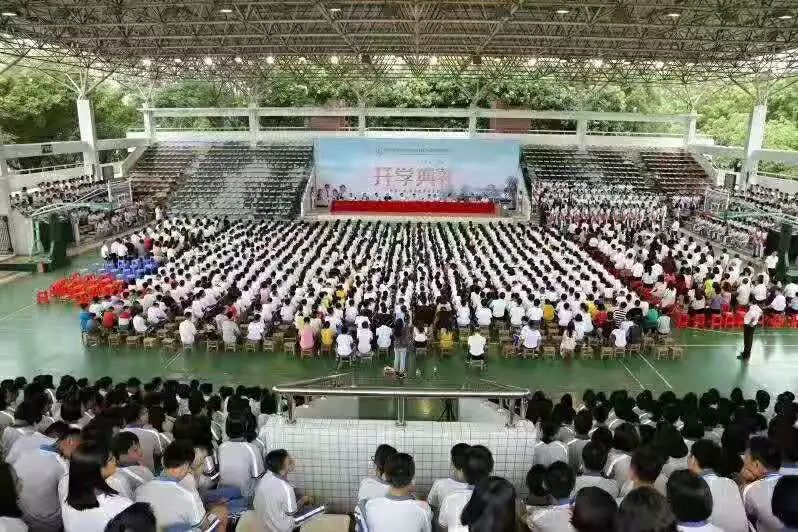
686;327;798;336
163;353;181;369
637;354;674;389
0;303;35;322
621;361;645;390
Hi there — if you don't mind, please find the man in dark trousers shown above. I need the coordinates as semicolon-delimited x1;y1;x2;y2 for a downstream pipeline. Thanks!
738;302;762;361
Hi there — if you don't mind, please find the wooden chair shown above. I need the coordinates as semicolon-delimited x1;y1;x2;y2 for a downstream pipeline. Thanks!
654;346;670;360
627;344;642;357
126;335;141;347
337;356;353;369
108;333;122;347
415;346;428;357
284;341;297;357
600;346;615;360
142;337;158;350
262;339;275;353
502;342;517;358
377;346;391;358
161;337;177;350
224;341;237;352
85;334;101;347
466;357;486;371
156;329;170;340
359;351;375;364
613;347;626;359
521;346;538;359
319;343;334;356
670;346;684;360
542;346;557;359
560;347;574;360
206;340;219;351
580;345;594;360
641;336;656;355
244;340;260;353
300;347;315;359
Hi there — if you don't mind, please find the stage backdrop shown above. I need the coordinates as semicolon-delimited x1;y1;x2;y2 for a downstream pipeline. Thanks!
313;138;520;204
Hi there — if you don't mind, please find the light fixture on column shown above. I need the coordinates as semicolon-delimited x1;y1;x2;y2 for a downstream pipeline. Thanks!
265;55;275;65
234;56;243;63
330;55;339;64
204;56;214;66
429;55;438;65
142;58;153;66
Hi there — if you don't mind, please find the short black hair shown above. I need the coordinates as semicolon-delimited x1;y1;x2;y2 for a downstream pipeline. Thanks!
462;445;494;485
451;443;471;470
104;502;157;532
748;436;782;471
526;464;548;497
571;486;617;532
111;432;140;461
545;461;575;499
590;427;613;450
162;439;195;470
616;487;677;532
582;442;609;472
631;446;666;483
373;444;398;475
689;439;721;471
613;423;640;453
574;410;593;436
265;449;290;475
773;476;798;527
384;453;415;488
666;470;712;523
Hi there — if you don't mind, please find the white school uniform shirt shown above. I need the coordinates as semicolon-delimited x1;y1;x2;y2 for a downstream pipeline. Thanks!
527;500;574;532
336;334;354;357
375;325;392;348
438;488;473;531
476;307;492;326
253;471;298;532
744;305;762;326
6;432;54;465
247;321;265;341
61;493;133;532
0;516;27;532
509;305;525;326
106;465;155;499
13;445;69;531
534;440;568;467
179;319;197;344
467;334;486;356
699;471;748;532
121;426;163;472
218;439;265;499
363;495;432;532
135;476;206;530
742;472;784;532
357;328;374;354
357;476;391;502
751;283;768;302
427;477;469;509
521;326;541;349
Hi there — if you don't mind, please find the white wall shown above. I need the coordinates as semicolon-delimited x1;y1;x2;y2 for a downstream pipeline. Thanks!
757;174;798;194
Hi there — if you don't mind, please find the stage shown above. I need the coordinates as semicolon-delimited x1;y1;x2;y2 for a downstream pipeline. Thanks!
329;199;498;216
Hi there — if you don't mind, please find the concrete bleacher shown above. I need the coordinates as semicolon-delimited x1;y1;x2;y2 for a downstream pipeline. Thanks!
640;150;711;194
167;142;313;219
129;144;198;202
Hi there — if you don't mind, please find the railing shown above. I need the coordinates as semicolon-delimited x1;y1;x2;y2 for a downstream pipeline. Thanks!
10;162;83;174
758;170;798;182
272;373;529;427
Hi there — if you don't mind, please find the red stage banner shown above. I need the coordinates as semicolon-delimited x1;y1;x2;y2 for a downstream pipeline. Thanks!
330;200;497;216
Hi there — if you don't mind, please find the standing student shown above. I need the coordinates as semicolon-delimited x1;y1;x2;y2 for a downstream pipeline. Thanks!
357;453;432;532
105;432;155;499
427;443;471;509
739;303;762;361
357;444;397;502
392;320;410;374
61;444;134;532
534;421;568;467
459;476;516;532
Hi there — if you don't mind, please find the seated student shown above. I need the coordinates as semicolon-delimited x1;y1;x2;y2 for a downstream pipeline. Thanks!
14;426;81;531
357;322;374;356
686;439;747;532
467;330;487;361
438;328;455;351
103;502;157;532
742;436;783;532
6;418;65;466
574;442;619;498
357;453;432;532
179;312;198;347
135;440;228;531
61;444;134;531
619;446;667;500
0;462;27;531
666;470;723;531
526;461;575;531
1;400;43;458
605;423;640;487
298;317;315;352
358;444;397;502
375;321;393;351
534;420;568;467
217;415;264;501
120;403;163;472
253;449;313;532
320;321;336;350
459;476;516;532
439;445;494;530
616;487;677;532
772;476;798;531
567;410;593;472
427;443;471;509
570;486;617;532
336;328;355;361
106;432;155;499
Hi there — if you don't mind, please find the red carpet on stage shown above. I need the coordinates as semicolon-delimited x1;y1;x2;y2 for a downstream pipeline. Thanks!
330;200;497;216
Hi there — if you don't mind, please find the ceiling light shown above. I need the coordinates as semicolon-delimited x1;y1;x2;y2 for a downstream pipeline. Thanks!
555;9;569;14
219;8;233;14
329;7;341;12
203;56;213;65
429;55;438;65
141;58;152;66
265;55;275;64
173;58;182;64
298;56;307;63
234;56;243;63
1;11;17;17
590;59;604;67
777;14;793;19
654;60;664;69
330;55;339;64
666;12;681;18
526;58;538;66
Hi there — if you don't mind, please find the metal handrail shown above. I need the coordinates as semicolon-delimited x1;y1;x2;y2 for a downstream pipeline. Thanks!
273;373;529;427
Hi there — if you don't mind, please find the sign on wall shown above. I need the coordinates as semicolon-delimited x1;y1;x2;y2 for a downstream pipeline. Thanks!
313;138;520;204
40;144;53;154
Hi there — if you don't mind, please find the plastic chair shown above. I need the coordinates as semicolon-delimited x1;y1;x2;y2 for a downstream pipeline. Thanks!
709;314;723;329
692;314;706;328
675;313;689;328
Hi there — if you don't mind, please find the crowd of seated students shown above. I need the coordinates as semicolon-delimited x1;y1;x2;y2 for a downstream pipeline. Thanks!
9;175;107;216
689;215;769;258
534;183;669;229
0;372;350;531
353;384;798;531
730;184;798;218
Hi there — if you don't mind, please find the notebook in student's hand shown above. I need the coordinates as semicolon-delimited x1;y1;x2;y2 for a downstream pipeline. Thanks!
294;504;327;525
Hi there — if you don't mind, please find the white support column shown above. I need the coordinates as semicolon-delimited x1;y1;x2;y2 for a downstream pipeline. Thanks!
683;113;698;146
740;100;767;188
76;97;100;177
357;104;367;135
576;119;588;151
142;104;156;145
248;103;259;148
0;144;10;217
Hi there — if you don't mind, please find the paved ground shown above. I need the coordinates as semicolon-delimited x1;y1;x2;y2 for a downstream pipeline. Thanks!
0;251;796;400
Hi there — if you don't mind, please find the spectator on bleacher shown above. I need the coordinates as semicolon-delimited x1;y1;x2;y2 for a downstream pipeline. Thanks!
741;437;784;532
357;444;397;502
359;452;432;532
772;476;798;531
574;442;619;497
106;432;155;499
459;476;516;532
665;470;722;532
686;439;748;532
620;446;666;500
534;420;568;467
525;461;575;531
617;487;677;532
427;443;470;509
571;486;617;532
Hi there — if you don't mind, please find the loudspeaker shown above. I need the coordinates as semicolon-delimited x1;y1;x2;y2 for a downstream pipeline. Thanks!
723;172;737;190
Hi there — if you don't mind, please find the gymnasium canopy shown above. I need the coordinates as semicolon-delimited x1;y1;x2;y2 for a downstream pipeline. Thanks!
0;0;796;85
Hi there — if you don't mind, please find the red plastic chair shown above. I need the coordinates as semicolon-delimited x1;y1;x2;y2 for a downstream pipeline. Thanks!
789;314;798;329
692;314;706;328
768;314;786;329
733;313;745;328
722;313;736;329
720;303;731;314
710;314;723;329
36;290;49;304
675;312;689;328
